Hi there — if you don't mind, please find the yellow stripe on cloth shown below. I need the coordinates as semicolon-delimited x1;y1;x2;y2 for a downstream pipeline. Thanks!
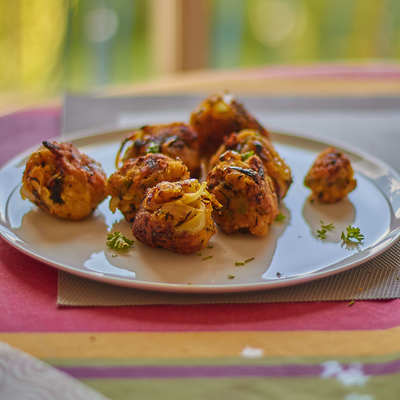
2;329;400;359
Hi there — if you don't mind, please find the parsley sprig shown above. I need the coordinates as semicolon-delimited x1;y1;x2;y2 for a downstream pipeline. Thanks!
316;221;335;240
147;142;160;154
341;225;364;245
275;213;286;222
106;232;134;250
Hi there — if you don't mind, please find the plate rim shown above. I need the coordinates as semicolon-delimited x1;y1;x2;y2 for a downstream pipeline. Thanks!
1;127;399;294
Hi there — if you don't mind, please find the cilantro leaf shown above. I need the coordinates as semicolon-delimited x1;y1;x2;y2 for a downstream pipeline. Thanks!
341;225;364;245
316;229;327;240
147;142;160;154
275;213;286;222
320;221;335;231
316;221;335;240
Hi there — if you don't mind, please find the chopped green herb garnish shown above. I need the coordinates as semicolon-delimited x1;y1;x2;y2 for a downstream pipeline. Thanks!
321;221;335;231
235;257;255;267
106;232;134;250
147;142;160;154
202;255;213;261
275;213;286;222
316;220;335;240
241;150;255;161
341;225;364;245
235;261;245;266
207;244;214;249
348;300;355;307
228;274;235;279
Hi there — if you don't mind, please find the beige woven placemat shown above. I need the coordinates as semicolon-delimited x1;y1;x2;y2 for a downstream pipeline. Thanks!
58;240;400;306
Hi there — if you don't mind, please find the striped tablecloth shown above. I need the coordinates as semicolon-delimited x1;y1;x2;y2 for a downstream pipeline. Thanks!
1;64;400;399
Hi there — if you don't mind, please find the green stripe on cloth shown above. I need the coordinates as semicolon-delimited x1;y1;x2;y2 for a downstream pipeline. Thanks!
84;375;400;400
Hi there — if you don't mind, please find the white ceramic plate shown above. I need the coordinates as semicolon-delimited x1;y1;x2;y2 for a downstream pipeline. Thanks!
1;129;400;293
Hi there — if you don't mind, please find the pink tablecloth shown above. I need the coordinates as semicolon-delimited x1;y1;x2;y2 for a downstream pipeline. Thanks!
2;107;400;400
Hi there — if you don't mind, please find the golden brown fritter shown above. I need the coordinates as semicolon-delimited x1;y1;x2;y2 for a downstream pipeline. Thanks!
117;123;201;177
210;129;292;201
304;147;357;203
190;93;269;156
108;153;190;223
207;151;278;236
20;141;107;220
132;179;219;254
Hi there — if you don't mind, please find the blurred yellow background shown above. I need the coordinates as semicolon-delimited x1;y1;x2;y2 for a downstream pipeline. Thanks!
1;0;399;108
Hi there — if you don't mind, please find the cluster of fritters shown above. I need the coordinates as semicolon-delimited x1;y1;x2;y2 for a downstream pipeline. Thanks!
21;93;357;254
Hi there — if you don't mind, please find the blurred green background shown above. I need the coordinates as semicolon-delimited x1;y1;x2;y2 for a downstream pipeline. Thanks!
1;0;399;98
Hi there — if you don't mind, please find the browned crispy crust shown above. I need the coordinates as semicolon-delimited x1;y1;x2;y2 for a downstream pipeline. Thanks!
118;122;201;177
304;147;357;203
20;141;107;220
207;151;278;236
210;129;292;201
132;179;218;254
190;93;269;156
107;153;190;223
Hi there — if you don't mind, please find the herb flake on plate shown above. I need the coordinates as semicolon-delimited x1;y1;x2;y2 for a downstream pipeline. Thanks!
235;257;255;267
316;221;335;240
106;232;134;250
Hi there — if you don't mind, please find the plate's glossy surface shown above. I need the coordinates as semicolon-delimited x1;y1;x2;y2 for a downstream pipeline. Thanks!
1;129;399;293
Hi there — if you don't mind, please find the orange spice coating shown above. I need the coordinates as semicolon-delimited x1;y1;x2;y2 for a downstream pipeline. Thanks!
108;153;190;223
207;151;278;236
21;141;107;220
117;122;201;178
133;179;219;254
210;129;292;201
304;147;357;203
190;93;269;156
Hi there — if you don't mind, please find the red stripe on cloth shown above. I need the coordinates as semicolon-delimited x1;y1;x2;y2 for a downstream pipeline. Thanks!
0;108;60;167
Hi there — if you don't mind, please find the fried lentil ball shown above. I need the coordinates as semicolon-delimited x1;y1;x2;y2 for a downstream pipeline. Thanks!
210;129;292;201
132;179;219;254
108;153;190;223
20;141;107;220
190;93;269;156
304;147;357;203
117;122;201;177
207;151;279;236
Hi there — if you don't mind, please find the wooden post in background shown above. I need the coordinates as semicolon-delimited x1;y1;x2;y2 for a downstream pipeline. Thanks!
150;0;210;75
